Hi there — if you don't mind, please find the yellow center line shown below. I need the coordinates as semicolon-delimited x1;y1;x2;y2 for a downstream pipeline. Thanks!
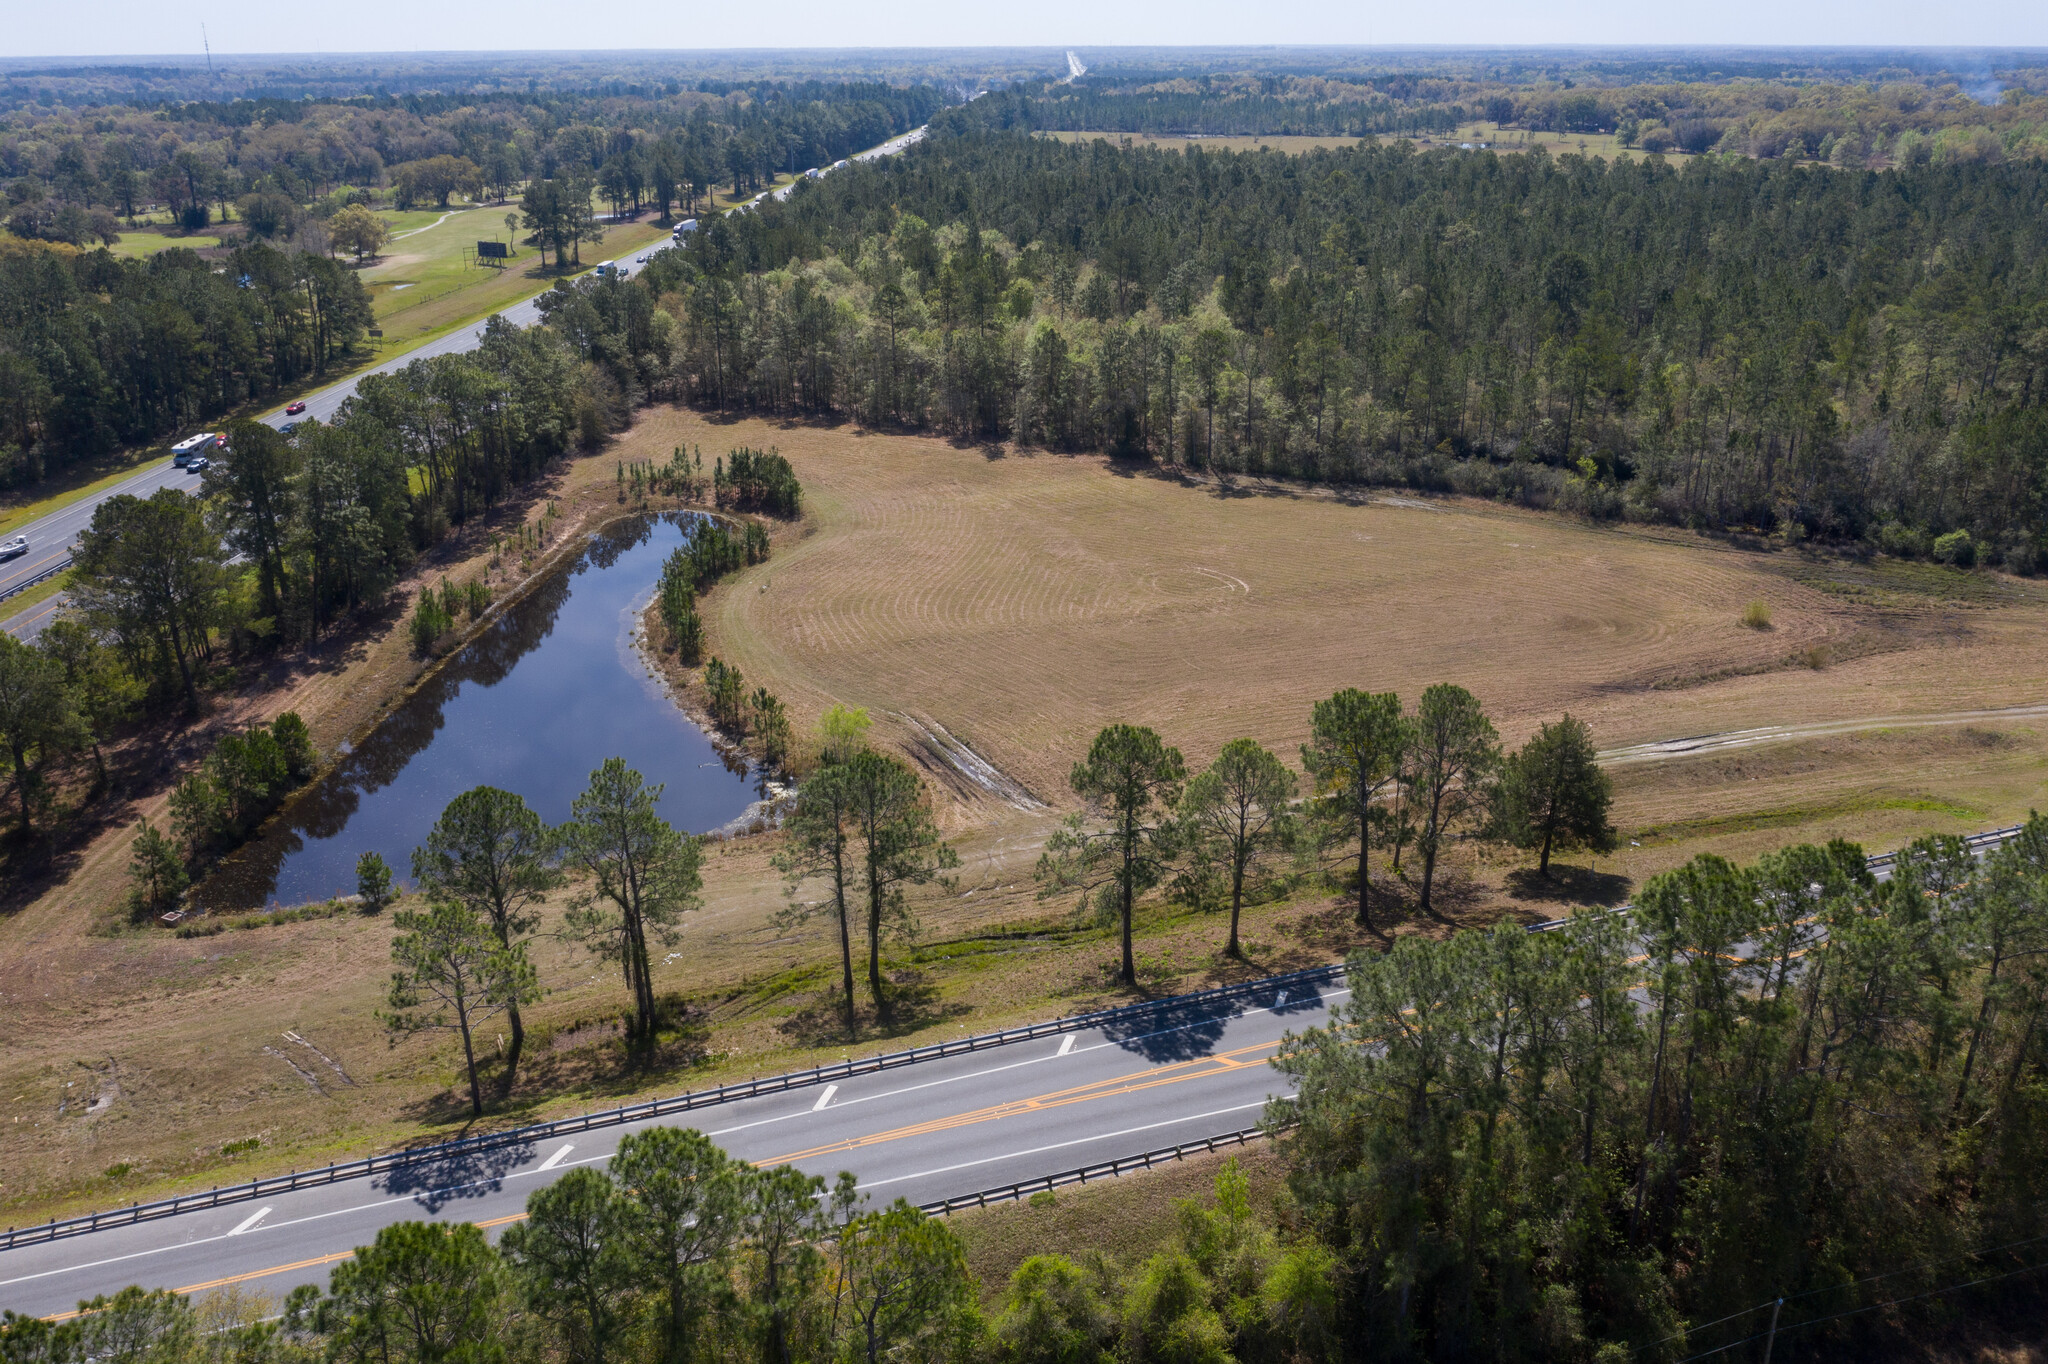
40;1040;1280;1320
756;1039;1281;1166
42;1251;358;1321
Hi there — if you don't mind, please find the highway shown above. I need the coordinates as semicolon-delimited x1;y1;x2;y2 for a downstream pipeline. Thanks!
0;978;1336;1319
0;118;938;642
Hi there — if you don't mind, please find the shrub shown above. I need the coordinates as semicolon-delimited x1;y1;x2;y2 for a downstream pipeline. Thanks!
704;657;748;734
410;587;454;654
1740;599;1772;629
1876;521;1926;558
1932;529;1977;566
716;446;802;516
163;715;320;865
126;818;189;921
356;851;397;912
271;711;316;782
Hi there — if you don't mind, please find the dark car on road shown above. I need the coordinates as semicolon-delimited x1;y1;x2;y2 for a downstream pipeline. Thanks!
185;455;210;473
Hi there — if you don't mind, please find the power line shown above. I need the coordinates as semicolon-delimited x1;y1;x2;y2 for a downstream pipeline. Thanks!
1656;1213;2048;1355
1671;1255;2048;1364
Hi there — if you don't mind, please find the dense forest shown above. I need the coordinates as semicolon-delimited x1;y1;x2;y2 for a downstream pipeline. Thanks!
9;816;2046;1362
979;70;2048;164
0;238;372;481
559;127;2048;563
0;76;945;485
0;78;948;228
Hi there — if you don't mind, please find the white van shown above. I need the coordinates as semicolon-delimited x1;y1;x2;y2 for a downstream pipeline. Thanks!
171;433;220;467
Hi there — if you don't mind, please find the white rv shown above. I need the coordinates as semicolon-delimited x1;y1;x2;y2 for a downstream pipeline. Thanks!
171;433;221;467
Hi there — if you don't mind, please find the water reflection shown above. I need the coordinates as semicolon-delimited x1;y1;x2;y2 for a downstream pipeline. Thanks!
204;514;757;909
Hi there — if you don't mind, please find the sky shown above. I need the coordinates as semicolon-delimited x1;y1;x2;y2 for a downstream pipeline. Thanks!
4;0;2045;58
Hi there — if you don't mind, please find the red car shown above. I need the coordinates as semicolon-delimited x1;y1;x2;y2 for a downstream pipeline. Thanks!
285;401;307;416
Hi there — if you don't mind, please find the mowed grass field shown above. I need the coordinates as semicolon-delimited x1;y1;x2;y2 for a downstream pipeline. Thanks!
103;227;225;259
356;205;671;344
613;412;2048;855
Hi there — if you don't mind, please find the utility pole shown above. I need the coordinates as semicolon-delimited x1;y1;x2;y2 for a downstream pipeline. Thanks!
1761;1297;1784;1364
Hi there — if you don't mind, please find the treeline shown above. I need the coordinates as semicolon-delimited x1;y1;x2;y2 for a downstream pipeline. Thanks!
0;238;370;482
960;73;2048;166
978;77;1462;137
119;713;321;918
0;323;600;848
611;131;2048;563
41;813;2048;1362
166;317;585;650
1033;691;1612;985
653;513;771;668
1280;815;2048;1359
0;77;948;239
647;513;787;771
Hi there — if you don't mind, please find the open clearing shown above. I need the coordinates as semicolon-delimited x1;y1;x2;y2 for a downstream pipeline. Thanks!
355;207;670;344
2;408;2042;1226
103;228;225;259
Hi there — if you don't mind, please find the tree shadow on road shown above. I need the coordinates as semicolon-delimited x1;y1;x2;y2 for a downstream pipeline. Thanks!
377;1137;538;1212
1100;994;1233;1062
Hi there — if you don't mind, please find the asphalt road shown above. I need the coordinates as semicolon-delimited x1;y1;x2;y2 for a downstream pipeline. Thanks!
0;979;1337;1319
0;120;936;642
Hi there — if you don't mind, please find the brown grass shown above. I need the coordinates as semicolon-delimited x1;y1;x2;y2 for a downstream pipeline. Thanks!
948;1141;1289;1305
619;411;2048;825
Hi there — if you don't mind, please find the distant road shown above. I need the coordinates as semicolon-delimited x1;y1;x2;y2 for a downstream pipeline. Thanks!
0;121;937;641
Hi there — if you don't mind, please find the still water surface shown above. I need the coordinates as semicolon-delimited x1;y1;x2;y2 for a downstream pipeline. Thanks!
205;515;756;908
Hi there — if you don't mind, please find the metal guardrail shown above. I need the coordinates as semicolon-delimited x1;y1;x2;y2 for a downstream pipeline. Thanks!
0;961;1345;1252
1523;823;2028;933
8;822;2028;1252
0;556;71;605
917;1125;1275;1216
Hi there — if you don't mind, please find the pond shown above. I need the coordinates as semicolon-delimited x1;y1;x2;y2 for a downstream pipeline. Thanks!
203;514;759;909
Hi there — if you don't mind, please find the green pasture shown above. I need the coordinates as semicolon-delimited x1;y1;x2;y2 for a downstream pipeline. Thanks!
104;228;223;259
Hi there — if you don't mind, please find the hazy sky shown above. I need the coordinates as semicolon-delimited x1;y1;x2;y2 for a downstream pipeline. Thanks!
5;0;2044;58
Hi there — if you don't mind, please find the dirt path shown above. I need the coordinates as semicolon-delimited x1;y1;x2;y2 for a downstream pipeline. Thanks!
387;208;468;241
1599;702;2048;766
